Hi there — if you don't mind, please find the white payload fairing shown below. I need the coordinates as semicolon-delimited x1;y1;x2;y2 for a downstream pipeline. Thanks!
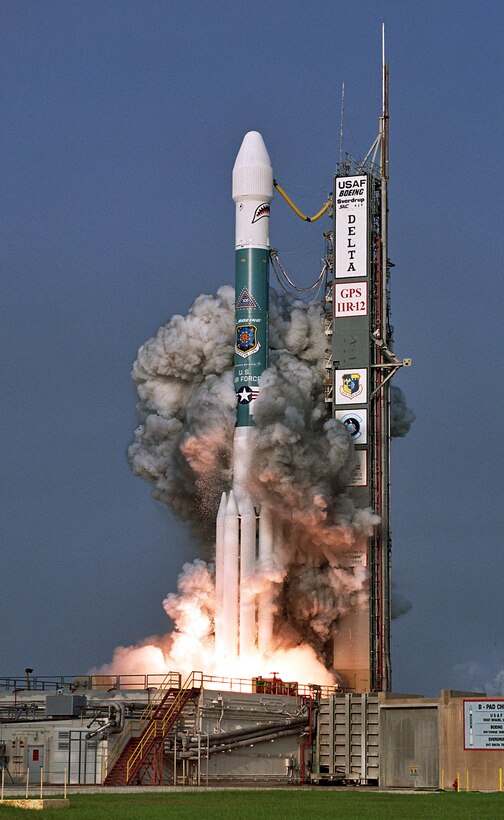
214;132;277;660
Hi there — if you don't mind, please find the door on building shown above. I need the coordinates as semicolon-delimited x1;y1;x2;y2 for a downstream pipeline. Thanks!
27;746;45;779
380;707;439;789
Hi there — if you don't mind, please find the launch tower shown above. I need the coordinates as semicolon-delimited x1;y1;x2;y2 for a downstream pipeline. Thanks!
328;35;410;691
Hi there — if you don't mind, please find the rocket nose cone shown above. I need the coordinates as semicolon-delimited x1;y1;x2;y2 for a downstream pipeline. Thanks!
233;131;272;171
233;131;273;202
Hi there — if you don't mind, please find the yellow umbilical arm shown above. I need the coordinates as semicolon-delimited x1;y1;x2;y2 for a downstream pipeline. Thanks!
273;179;330;222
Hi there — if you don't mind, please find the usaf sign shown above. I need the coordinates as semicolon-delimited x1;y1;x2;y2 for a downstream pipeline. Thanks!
335;175;368;279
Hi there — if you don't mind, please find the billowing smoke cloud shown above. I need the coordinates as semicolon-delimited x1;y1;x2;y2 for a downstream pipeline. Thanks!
100;286;411;681
128;288;376;544
128;286;237;540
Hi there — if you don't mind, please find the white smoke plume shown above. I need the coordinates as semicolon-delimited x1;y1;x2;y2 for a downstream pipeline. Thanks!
99;286;409;682
97;557;336;685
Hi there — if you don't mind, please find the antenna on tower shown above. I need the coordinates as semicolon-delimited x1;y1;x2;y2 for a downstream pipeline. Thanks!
380;22;389;182
339;81;345;165
380;21;389;289
382;22;386;119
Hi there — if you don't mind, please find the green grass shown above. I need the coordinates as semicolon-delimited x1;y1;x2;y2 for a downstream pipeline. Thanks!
1;790;503;819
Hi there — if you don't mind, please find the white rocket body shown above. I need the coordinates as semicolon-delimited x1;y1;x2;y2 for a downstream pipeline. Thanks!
214;132;276;661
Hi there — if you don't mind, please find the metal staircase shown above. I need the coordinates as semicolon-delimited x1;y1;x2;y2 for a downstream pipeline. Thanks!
104;671;202;785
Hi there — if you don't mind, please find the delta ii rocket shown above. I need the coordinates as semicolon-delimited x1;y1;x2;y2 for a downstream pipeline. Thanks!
214;131;276;660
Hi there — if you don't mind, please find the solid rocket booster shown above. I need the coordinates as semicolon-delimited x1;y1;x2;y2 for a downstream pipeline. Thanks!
215;132;274;660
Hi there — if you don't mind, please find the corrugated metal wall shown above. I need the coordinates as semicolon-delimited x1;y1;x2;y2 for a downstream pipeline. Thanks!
314;693;379;783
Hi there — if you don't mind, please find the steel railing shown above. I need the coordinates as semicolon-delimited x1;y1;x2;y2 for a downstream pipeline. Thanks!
0;671;343;699
125;671;203;783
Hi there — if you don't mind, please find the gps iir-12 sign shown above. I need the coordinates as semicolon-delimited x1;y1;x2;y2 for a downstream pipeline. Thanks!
334;283;368;317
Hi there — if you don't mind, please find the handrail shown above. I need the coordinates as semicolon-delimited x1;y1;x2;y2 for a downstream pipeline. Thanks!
0;673;183;693
0;671;341;697
197;673;339;699
138;671;182;724
105;671;185;782
103;718;139;781
126;671;202;783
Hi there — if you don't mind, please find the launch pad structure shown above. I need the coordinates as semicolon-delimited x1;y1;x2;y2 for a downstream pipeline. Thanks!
1;674;502;791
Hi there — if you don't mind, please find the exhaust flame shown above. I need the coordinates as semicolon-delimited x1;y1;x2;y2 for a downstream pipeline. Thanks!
96;287;413;684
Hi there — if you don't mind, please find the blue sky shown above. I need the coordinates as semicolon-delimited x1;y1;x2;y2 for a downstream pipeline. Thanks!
1;0;503;695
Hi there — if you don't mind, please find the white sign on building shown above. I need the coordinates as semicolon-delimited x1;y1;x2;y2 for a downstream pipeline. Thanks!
335;175;368;279
464;700;504;749
335;409;368;444
334;282;368;317
334;368;368;405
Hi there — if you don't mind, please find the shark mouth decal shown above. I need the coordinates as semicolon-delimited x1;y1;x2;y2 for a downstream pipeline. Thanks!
252;203;270;223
